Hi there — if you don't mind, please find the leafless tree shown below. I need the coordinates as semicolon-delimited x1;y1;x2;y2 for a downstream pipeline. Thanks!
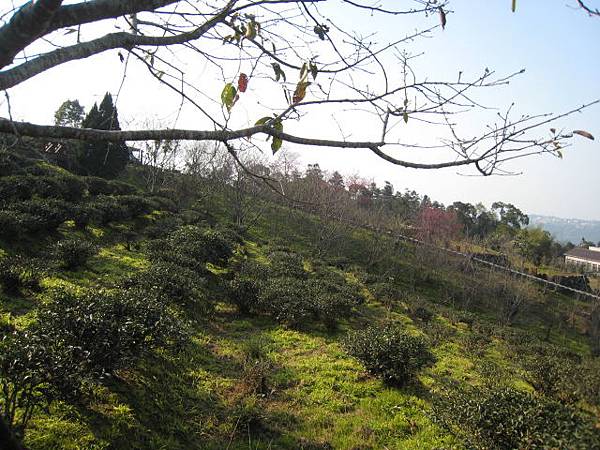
0;1;596;176
135;122;181;192
576;0;600;17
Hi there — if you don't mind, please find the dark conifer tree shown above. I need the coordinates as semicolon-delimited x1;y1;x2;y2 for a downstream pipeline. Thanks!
79;93;129;178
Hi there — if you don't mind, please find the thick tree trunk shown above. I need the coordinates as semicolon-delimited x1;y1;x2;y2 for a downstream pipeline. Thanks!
0;416;25;450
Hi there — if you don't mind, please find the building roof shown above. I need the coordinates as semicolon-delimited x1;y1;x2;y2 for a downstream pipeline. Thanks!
565;247;600;263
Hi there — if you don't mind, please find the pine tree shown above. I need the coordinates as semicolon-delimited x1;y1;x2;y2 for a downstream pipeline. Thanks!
54;99;85;127
79;93;129;178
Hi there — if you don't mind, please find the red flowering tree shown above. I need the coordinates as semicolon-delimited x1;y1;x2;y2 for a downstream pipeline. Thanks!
416;207;463;245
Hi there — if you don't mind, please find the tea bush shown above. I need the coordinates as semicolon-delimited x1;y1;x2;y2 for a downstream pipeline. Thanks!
53;238;97;270
0;256;41;295
229;276;262;315
433;386;600;450
122;261;208;311
84;176;113;195
0;329;56;437
91;195;130;224
37;288;187;381
258;277;313;327
0;175;34;203
268;251;306;279
344;324;435;386
149;225;236;270
5;198;71;233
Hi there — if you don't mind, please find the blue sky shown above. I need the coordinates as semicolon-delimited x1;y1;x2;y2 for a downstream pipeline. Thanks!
1;0;599;219
301;0;600;220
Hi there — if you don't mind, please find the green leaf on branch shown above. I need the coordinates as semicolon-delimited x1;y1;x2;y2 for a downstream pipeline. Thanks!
271;63;286;82
255;116;272;126
403;111;409;124
221;83;237;112
512;0;517;13
309;62;318;80
271;120;283;154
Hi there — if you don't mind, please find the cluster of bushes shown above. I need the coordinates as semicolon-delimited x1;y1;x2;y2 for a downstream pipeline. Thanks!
0;287;187;437
433;385;600;449
0;198;72;238
343;324;435;386
0;194;165;240
0;173;87;203
0;149;175;240
228;254;364;329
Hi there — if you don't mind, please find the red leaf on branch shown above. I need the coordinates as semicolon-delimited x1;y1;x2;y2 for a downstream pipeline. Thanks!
238;73;248;93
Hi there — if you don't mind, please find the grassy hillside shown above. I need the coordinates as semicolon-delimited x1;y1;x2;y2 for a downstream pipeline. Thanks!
1;146;600;449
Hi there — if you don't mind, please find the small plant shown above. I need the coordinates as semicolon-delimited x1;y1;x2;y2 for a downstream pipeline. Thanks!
344;324;435;386
306;275;362;330
369;282;399;307
409;299;434;323
148;225;236;271
240;336;273;396
53;238;97;270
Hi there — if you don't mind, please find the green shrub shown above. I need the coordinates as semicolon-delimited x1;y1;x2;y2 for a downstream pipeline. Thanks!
240;336;273;396
71;203;101;229
409;299;434;322
229;276;262;315
0;328;55;438
53;239;97;270
258;277;313;327
84;176;113;195
198;228;237;265
369;282;400;306
0;175;34;203
6;198;71;233
576;358;600;406
306;275;363;330
107;180;138;195
433;386;600;450
0;210;39;239
116;194;154;217
0;257;41;295
91;195;130;224
147;195;178;212
37;288;187;381
268;251;306;279
144;215;182;239
121;261;208;311
344;324;435;386
0;150;32;176
34;174;87;201
149;225;236;270
0;286;188;438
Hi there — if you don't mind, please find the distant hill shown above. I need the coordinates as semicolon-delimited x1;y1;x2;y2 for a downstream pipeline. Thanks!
529;214;600;244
